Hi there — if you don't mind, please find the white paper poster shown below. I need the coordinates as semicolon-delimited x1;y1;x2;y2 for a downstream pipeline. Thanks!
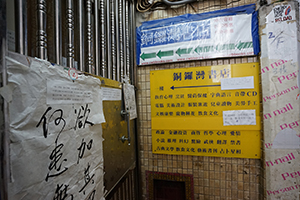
102;87;122;101
265;4;297;61
5;53;106;200
223;109;256;126
221;76;254;90
47;80;93;104
123;83;137;120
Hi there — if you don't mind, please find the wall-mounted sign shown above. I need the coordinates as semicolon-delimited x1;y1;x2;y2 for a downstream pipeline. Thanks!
150;63;261;158
136;4;259;66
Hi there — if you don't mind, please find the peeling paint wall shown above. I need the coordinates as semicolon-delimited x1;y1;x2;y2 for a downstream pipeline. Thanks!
259;1;300;199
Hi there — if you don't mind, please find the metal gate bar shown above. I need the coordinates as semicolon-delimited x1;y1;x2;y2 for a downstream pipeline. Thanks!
115;0;120;81
125;0;130;78
95;0;99;76
100;0;106;77
111;0;116;80
37;0;47;60
106;169;137;200
15;0;133;80
54;0;62;65
86;0;94;74
78;0;84;71
66;0;74;68
15;0;27;55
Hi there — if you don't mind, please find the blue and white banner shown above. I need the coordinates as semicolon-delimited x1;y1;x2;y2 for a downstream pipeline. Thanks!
136;4;259;66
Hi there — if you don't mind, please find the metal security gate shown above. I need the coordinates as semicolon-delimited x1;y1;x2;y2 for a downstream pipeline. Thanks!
1;0;138;199
12;0;135;79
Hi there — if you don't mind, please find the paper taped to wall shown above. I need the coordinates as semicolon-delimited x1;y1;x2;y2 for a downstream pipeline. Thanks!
223;109;256;125
47;80;93;104
102;87;122;101
221;76;254;90
6;53;105;200
123;83;137;120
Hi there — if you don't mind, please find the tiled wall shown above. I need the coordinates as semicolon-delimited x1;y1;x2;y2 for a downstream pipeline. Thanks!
136;56;264;200
136;0;264;199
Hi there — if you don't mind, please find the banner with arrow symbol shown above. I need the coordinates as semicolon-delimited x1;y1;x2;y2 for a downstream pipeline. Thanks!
136;4;259;66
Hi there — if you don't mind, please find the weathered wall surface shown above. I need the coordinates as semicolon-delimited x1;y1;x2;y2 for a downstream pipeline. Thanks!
259;1;300;200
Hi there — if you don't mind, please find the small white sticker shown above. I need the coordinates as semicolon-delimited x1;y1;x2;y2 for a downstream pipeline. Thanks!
266;4;293;23
221;76;254;90
223;110;256;126
68;68;78;80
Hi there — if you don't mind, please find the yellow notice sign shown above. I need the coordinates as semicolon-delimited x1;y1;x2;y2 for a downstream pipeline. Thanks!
150;63;261;159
